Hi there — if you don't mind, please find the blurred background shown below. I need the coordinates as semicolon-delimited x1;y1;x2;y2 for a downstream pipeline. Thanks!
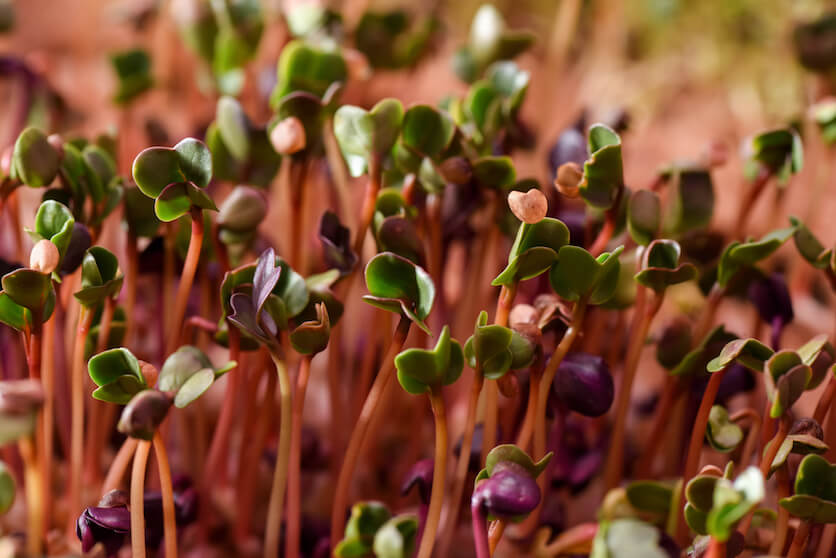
1;0;835;241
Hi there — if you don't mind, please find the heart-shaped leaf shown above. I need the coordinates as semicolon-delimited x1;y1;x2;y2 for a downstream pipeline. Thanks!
634;239;697;292
74;247;123;307
335;501;393;557
671;325;735;377
88;348;148;405
493;217;570;286
334;98;404;177
132;137;212;200
464;311;533;379
395;326;464;394
779;454;836;523
12;127;60;187
549;245;622;304
362;252;435;334
155;181;218;222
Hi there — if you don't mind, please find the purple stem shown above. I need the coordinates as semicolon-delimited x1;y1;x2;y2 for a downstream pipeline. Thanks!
471;501;490;558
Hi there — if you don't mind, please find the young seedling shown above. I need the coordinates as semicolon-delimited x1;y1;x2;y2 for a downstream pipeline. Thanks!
334;501;419;558
330;251;435;547
470;445;552;558
132;137;215;353
394;325;463;558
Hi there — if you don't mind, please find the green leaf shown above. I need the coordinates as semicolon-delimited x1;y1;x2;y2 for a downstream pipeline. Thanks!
579;124;623;209
75;247;123;307
627;190;660;246
29;200;74;260
400;105;456;159
0;460;15;515
661;164;715;234
132;137;212;199
372;514;419;558
290;301;331;355
634;239;697;292
745;128;803;182
173;368;215;408
0;292;29;331
12;127;60;187
395;326;464;394
779;454;836;522
463;311;530;380
789;216;832;269
216;95;251;160
768;433;828;476
706;405;744;453
625;480;674;517
82;144;117;203
493;218;570;286
110;48;153;105
763;350;811;418
334;98;404;177
88;347;143;388
472;156;516;190
2;268;52;311
485;444;552;479
155;182;217;222
549;245;623;304
706;337;774;373
363;252;435;333
271;39;347;106
717;227;795;287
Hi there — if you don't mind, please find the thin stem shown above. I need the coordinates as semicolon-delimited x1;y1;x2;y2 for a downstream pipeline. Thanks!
124;231;138;345
515;356;543;452
330;315;412;546
285;356;312;558
759;415;790;476
67;306;93;534
102;437;139;493
635;377;682;478
130;440;152;558
264;351;293;558
18;436;42;557
86;296;115;484
416;389;448;558
437;373;483;558
732;169;770;240
200;326;241;539
705;537;725;558
153;432;178;558
40;315;55;535
482;283;517;462
768;466;791;555
167;207;204;355
488;520;506;554
787;520;811;558
813;375;836;424
537;522;598;557
352;154;382;257
604;287;662;490
471;500;490;558
815;524;836;558
693;284;725;344
676;365;729;539
588;210;616;257
532;299;588;457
